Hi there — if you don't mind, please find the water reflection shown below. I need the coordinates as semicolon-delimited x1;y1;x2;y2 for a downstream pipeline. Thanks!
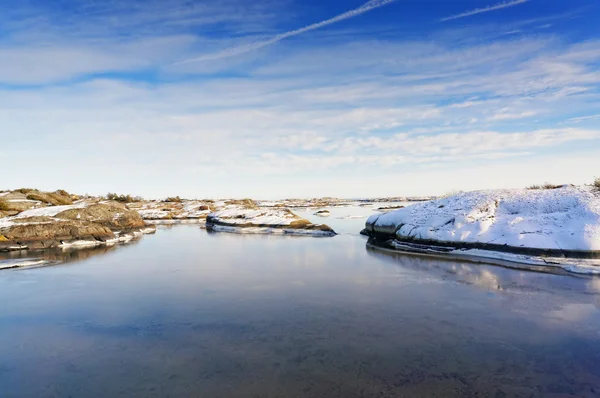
0;238;143;268
0;225;600;397
366;245;600;297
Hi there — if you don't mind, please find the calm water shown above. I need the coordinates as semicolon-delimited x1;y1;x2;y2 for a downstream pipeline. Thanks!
1;222;600;397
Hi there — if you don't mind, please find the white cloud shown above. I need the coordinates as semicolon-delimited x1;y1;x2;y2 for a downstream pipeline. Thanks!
1;1;600;198
441;0;529;22
487;109;538;121
329;128;600;157
0;36;195;84
567;114;600;123
173;0;397;64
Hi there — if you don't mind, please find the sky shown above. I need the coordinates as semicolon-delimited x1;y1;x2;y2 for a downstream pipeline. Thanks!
1;0;600;199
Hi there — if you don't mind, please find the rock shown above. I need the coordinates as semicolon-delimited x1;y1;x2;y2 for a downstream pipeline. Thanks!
57;203;145;230
135;200;213;221
0;199;39;212
25;190;73;206
1;217;113;243
376;205;405;211
0;202;154;252
206;208;336;236
314;209;331;217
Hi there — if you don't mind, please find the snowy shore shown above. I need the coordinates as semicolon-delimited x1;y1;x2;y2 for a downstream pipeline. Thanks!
364;186;600;274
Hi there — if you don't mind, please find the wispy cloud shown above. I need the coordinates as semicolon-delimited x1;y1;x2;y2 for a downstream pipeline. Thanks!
173;0;397;65
441;0;529;22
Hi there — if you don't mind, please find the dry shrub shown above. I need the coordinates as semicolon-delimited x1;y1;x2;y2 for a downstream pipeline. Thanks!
106;193;143;203
528;183;563;190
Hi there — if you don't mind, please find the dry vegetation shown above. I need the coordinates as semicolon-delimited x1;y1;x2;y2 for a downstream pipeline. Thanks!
106;193;143;203
0;200;10;211
527;183;564;190
441;190;463;198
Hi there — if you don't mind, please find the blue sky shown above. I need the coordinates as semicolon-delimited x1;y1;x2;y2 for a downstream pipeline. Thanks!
2;0;600;199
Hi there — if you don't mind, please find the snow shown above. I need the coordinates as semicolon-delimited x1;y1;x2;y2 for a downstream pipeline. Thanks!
174;201;211;219
10;203;87;219
209;208;300;226
207;208;336;236
59;240;102;248
138;209;170;219
6;199;38;203
136;201;211;220
0;203;88;229
366;186;600;253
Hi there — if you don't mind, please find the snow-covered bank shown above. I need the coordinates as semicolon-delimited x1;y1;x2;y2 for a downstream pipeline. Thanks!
364;186;600;273
206;208;336;237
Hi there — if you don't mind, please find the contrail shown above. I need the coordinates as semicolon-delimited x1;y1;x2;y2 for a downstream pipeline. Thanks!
441;0;528;22
173;0;397;65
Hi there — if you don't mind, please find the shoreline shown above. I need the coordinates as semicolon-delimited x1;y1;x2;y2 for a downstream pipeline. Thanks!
0;225;156;253
364;235;600;275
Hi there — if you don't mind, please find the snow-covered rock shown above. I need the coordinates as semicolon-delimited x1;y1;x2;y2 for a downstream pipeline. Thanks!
365;186;600;265
206;208;336;236
135;200;212;221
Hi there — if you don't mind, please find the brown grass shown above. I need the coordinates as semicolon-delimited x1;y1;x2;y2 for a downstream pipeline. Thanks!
106;193;143;203
594;178;600;190
0;200;10;211
528;183;563;190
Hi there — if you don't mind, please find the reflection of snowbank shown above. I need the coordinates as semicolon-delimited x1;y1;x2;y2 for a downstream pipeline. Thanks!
208;225;336;236
0;258;51;270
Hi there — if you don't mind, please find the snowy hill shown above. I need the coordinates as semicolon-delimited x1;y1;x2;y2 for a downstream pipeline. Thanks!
364;186;600;273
